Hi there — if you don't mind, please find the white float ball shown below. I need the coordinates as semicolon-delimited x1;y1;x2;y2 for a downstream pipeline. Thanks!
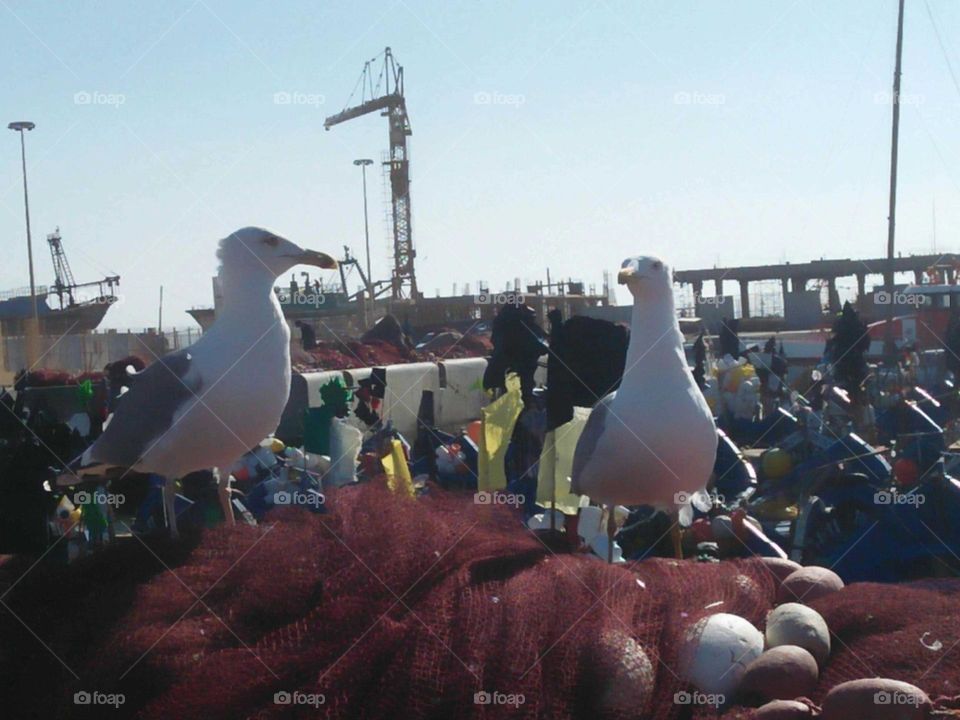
679;613;764;696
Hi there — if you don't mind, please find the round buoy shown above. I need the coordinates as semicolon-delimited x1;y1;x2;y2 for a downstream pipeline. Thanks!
466;420;481;445
765;603;831;666
893;457;920;487
595;630;654;715
760;557;803;584
777;566;844;604
761;448;793;479
740;645;819;700
821;678;931;719
753;699;815;719
690;518;713;543
679;613;763;696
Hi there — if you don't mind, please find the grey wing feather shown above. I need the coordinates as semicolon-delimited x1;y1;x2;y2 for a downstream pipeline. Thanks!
86;350;201;468
570;392;616;495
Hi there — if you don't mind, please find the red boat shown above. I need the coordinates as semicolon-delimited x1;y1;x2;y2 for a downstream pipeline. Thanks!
866;280;960;351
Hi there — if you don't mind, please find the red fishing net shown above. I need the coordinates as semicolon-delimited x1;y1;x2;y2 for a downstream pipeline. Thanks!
294;334;490;372
1;484;959;719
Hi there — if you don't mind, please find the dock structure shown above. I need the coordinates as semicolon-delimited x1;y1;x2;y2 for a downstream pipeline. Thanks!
674;254;960;319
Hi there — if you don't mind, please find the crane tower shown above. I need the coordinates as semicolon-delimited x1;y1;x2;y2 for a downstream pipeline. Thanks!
324;47;418;300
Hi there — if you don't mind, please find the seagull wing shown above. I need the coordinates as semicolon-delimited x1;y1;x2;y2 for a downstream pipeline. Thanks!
84;349;202;469
570;391;616;496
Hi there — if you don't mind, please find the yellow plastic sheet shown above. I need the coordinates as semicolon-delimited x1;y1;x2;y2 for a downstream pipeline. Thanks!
537;406;591;514
478;374;523;492
382;439;415;498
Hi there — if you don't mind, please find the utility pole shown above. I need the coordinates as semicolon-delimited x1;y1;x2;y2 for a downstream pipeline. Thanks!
354;159;375;303
8;120;39;365
883;0;905;365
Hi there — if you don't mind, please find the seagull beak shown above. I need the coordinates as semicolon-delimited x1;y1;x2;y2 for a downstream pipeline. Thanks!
299;249;338;269
617;267;636;284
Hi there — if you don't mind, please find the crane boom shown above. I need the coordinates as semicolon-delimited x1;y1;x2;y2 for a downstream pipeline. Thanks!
324;47;417;300
323;95;396;129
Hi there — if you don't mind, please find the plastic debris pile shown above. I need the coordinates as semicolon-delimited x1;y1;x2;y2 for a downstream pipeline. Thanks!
703;354;761;422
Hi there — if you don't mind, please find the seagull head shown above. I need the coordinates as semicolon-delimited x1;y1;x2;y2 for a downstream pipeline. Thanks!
617;255;671;299
217;227;338;278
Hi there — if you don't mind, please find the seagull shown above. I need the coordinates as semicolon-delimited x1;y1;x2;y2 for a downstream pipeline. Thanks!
570;255;717;559
64;227;337;537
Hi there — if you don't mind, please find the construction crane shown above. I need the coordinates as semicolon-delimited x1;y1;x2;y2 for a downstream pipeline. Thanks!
324;47;418;300
46;227;120;309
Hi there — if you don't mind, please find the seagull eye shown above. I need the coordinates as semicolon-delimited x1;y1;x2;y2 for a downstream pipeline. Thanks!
263;236;279;247
652;261;663;271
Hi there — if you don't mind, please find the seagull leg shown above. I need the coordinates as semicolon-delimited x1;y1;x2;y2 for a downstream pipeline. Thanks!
163;477;179;539
606;505;616;564
671;512;683;560
215;467;235;526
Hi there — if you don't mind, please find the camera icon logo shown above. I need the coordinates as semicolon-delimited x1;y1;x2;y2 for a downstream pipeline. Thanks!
875;291;891;305
874;491;892;505
74;691;91;705
474;691;492;704
274;491;291;506
274;691;292;704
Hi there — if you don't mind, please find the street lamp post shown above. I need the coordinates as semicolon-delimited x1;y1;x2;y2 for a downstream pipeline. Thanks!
353;159;374;302
8;121;39;361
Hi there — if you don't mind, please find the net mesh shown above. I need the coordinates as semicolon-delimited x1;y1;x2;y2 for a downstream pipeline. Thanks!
2;484;959;719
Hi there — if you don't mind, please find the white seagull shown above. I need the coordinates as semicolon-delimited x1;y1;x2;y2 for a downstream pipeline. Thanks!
570;255;717;559
68;227;337;537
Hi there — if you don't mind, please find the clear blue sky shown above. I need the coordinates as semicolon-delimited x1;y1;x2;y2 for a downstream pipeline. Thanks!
1;0;958;329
